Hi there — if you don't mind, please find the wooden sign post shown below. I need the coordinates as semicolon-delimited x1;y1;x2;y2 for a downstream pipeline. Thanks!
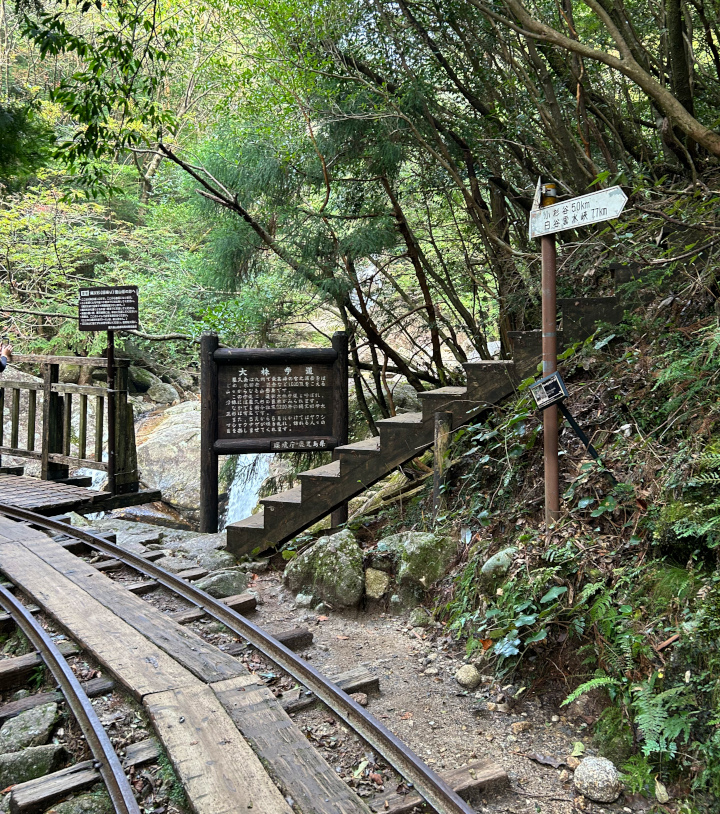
200;333;349;534
529;182;628;528
78;286;139;494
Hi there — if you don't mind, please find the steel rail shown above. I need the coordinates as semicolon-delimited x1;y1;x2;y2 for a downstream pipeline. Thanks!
0;582;140;814
0;504;475;814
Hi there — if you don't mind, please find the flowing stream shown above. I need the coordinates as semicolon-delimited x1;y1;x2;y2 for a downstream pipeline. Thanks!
222;453;273;529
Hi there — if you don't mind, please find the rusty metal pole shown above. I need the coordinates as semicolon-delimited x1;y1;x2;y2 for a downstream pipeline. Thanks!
541;183;559;529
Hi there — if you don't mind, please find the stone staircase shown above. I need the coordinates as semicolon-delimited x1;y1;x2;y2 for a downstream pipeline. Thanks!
226;283;631;559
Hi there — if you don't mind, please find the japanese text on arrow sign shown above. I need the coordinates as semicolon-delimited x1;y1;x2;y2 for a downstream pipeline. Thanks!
529;186;628;239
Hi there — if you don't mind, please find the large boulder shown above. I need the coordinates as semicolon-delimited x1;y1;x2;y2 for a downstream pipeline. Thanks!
0;744;63;787
136;402;202;517
0;703;56;753
378;532;455;589
284;530;364;608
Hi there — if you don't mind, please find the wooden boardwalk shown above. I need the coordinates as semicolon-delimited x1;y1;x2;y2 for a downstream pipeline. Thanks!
0;473;160;515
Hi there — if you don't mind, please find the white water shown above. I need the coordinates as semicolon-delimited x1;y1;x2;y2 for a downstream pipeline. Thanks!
222;453;273;529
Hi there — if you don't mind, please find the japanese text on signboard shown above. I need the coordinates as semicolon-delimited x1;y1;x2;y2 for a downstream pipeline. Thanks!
218;363;334;450
79;287;139;332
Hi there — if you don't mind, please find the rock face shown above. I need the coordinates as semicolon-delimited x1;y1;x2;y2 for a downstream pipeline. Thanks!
378;532;455;589
136;402;202;517
573;757;623;803
0;744;63;787
454;664;482;690
480;547;517;585
0;703;56;753
284;530;364;608
195;568;249;598
364;568;391;600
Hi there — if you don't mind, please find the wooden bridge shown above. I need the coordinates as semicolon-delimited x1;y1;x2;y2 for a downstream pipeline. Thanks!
0;354;159;514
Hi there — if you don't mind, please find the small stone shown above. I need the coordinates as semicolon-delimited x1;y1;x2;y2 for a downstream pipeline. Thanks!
455;664;482;690
424;667;439;676
551;715;560;722
510;721;532;735
559;770;570;782
314;603;329;614
350;693;368;707
487;702;510;713
573;757;623;803
11;690;29;701
566;756;581;770
295;592;315;608
480;547;517;586
48;790;113;814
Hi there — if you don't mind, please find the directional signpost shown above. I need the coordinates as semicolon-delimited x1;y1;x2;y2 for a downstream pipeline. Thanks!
530;181;628;530
529;186;628;240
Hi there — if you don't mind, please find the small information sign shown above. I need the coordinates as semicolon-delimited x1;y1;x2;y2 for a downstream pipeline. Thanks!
529;371;569;411
79;286;139;332
218;361;335;451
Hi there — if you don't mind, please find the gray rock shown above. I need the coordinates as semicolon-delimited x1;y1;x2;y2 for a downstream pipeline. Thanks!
0;744;63;787
454;665;482;690
408;607;430;628
314;602;329;614
169;532;236;571
389;382;421;413
172;371;195;390
365;568;391;600
153;555;197;573
128;366;161;393
48;789;113;814
295;592;315;608
147;381;180;405
284;529;364;608
379;532;455;589
0;703;57;753
136;402;202;514
480;547;517;585
195;568;249;598
573;757;623;803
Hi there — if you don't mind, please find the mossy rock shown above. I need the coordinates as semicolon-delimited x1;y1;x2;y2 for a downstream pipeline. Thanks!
283;529;364;608
378;532;455;589
0;744;63;787
45;787;113;814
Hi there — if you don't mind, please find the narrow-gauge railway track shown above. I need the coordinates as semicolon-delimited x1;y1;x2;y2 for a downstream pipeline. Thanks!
0;582;141;814
0;503;479;814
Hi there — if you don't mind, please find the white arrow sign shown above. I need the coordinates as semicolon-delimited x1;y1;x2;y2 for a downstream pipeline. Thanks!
529;185;628;239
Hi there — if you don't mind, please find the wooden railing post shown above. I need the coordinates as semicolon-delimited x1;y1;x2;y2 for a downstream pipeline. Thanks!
200;332;219;533
331;331;349;529
433;411;452;522
114;362;139;493
41;363;69;481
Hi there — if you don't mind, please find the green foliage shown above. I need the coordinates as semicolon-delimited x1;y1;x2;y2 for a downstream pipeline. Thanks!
0;99;53;187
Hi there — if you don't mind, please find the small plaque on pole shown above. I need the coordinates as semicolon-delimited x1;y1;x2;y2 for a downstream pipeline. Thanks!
529;371;569;411
78;287;139;331
529;186;628;239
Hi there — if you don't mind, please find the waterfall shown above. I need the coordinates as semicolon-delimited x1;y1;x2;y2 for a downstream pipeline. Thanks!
222;453;273;529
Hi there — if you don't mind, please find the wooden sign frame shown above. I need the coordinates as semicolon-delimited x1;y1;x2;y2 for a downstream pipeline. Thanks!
199;332;348;533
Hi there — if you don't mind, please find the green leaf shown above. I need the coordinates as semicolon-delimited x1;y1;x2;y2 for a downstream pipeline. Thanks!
524;628;547;644
594;334;616;350
578;497;595;509
540;586;568;604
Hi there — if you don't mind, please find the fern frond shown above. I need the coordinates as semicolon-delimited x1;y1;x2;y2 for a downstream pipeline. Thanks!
561;675;621;707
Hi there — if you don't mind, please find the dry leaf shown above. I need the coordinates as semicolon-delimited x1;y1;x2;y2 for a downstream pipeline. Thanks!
522;752;566;769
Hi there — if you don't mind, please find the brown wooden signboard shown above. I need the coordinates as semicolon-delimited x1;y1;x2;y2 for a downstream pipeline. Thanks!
200;334;348;532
